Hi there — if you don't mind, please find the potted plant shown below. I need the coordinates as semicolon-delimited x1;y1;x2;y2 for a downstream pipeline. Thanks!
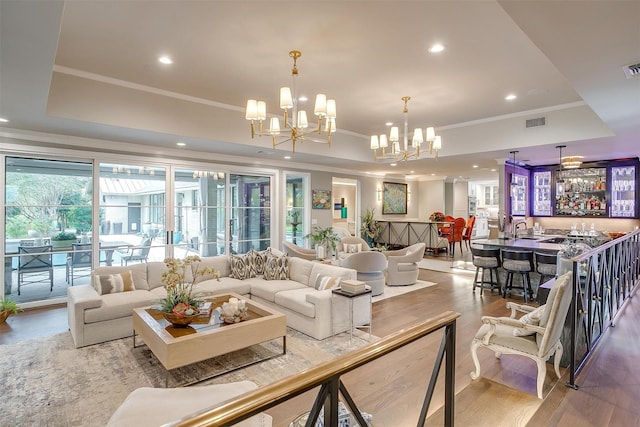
304;226;340;259
51;231;77;249
0;297;22;323
157;256;219;327
360;207;381;247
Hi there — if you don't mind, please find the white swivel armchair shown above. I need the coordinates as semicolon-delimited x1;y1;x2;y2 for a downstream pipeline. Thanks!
339;251;388;296
470;272;573;398
337;236;371;260
383;242;426;286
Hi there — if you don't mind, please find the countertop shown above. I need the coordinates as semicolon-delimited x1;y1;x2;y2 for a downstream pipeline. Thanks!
473;235;566;253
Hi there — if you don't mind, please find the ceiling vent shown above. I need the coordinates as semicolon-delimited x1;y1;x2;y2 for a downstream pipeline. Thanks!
525;117;546;128
623;62;640;79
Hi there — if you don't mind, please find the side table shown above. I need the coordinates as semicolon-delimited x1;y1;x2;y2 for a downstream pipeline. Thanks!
331;285;372;344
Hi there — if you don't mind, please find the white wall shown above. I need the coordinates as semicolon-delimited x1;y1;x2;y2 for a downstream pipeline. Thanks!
418;180;445;219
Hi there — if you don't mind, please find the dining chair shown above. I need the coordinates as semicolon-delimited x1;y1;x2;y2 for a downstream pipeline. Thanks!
120;238;152;266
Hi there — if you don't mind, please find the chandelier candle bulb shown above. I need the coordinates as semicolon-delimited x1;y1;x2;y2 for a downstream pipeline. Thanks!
326;99;336;118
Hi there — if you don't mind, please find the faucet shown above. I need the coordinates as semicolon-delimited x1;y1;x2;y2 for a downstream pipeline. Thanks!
512;220;527;238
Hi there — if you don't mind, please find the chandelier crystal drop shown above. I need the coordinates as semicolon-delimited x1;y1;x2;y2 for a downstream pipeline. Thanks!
245;50;336;153
371;96;441;162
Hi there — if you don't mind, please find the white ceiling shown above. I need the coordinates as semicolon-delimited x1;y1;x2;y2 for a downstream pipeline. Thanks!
1;1;639;181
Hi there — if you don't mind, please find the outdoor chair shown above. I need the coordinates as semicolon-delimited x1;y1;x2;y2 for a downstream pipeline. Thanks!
120;238;152;266
17;245;54;295
470;272;573;398
66;243;93;285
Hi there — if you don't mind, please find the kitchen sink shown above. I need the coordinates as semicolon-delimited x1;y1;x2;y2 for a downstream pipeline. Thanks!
540;237;567;244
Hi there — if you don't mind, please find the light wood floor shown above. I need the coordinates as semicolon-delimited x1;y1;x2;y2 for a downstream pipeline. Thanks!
1;258;638;426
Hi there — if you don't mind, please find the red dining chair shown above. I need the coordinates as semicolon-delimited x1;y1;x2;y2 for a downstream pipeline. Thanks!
462;216;476;250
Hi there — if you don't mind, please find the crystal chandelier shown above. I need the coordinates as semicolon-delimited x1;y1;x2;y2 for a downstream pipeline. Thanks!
245;50;336;153
370;96;441;161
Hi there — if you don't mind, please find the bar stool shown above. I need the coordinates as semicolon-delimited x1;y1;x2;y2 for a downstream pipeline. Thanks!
535;252;558;286
470;247;501;294
501;250;535;302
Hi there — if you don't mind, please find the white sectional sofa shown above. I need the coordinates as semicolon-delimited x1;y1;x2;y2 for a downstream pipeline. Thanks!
68;254;367;348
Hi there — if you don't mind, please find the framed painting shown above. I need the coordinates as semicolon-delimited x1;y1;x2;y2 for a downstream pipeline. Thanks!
312;189;332;209
382;182;407;214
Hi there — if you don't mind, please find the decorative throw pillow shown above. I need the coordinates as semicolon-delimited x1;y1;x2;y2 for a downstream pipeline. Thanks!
93;270;135;295
314;275;341;291
264;254;290;280
346;243;362;254
229;254;253;280
251;248;271;276
513;304;546;337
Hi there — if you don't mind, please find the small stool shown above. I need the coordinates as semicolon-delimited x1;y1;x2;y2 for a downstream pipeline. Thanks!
535;252;558;286
502;250;535;302
471;247;501;294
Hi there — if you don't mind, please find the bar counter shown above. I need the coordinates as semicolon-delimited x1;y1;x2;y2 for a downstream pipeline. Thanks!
473;235;565;253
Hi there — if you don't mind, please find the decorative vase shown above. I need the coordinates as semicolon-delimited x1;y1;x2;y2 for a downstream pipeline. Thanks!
162;312;199;328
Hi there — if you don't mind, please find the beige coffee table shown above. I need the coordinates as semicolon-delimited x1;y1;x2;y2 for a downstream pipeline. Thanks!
133;292;286;386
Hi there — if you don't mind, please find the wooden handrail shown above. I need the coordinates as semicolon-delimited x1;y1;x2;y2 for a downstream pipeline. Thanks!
168;310;460;427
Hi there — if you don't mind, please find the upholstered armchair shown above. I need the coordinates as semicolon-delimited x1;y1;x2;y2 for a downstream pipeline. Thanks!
383;242;426;286
282;241;316;261
336;236;370;260
470;272;573;398
339;251;388;296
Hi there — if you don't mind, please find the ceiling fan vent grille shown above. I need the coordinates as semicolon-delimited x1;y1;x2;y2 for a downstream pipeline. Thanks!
623;62;640;79
525;117;546;128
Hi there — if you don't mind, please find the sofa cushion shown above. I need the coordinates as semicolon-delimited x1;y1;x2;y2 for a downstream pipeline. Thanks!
93;263;149;290
93;270;135;295
274;288;317;318
264;254;290;280
84;290;156;323
230;254;254;279
146;262;169;290
197;277;252;296
288;257;314;285
250;280;305;302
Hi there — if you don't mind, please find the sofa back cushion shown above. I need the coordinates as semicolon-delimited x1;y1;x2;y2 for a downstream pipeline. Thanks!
145;262;169;290
288;257;314;285
92;263;149;290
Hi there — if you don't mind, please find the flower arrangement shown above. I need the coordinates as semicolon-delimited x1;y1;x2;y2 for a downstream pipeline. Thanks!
158;256;219;319
429;211;446;222
360;207;381;243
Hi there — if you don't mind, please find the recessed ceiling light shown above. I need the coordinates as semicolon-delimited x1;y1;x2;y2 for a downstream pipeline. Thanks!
158;56;173;65
284;155;291;160
298;96;308;102
385;122;393;127
505;94;517;101
176;142;186;147
472;165;478;168
0;117;8;123
491;168;497;172
428;44;445;53
431;173;436;176
390;163;397;167
410;170;415;174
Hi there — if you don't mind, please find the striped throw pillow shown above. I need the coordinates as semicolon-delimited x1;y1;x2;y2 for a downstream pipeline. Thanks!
93;270;135;295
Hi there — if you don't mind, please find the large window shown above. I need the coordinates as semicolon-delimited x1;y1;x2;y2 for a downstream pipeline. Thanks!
285;173;307;245
230;174;271;253
4;157;93;303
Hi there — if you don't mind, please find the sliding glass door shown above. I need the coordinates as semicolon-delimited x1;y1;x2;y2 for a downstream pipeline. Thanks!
229;174;271;253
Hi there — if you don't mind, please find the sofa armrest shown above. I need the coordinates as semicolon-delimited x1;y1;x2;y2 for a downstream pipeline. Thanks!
305;290;333;321
67;284;103;348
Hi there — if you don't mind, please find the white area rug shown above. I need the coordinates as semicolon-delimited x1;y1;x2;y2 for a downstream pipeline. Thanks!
373;279;436;302
418;258;475;275
0;328;373;426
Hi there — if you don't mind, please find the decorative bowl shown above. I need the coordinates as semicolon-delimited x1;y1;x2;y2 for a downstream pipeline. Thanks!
162;312;199;328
